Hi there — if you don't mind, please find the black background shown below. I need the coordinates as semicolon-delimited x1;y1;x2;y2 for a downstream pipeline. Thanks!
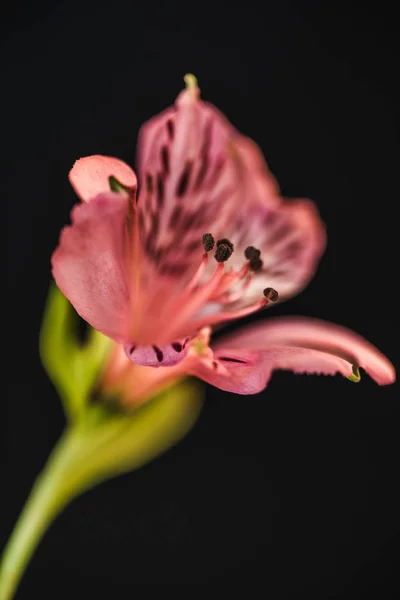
3;1;399;597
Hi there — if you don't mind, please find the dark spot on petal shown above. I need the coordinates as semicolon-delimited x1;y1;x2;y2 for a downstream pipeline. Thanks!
169;205;182;229
176;161;193;197
151;211;160;237
129;345;136;355
285;241;302;258
181;211;198;230
146;173;153;194
171;342;183;352
156;173;165;209
218;356;247;364
268;224;292;246
166;119;174;139
161;145;170;175
152;346;164;362
182;337;190;349
138;210;145;232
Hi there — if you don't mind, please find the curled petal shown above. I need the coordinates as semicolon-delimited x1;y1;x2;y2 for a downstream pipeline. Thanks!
69;155;137;202
51;193;131;341
189;317;395;393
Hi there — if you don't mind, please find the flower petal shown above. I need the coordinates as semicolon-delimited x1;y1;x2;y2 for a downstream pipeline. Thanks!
69;155;137;202
225;140;326;302
136;83;279;282
189;317;395;393
51;193;131;341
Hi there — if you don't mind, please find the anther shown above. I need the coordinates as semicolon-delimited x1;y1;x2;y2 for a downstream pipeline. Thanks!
244;246;260;260
216;238;234;251
263;287;279;302
202;233;215;252
215;243;233;262
249;257;263;272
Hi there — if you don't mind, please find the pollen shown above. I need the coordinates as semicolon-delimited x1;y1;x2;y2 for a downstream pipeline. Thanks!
216;238;234;251
263;287;279;302
215;243;233;262
249;257;263;272
202;233;215;252
244;246;260;260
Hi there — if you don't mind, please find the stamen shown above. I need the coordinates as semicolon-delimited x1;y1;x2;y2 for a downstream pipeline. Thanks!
202;232;215;252
186;252;208;291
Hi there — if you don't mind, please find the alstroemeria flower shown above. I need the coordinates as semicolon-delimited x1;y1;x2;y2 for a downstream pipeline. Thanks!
52;75;395;395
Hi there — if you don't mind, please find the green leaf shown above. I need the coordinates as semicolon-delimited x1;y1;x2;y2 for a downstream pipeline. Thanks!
39;282;111;421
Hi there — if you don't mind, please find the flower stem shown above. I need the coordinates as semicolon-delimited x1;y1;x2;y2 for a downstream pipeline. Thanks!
0;430;77;600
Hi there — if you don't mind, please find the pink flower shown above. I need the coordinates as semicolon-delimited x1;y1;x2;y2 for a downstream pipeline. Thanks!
52;75;395;400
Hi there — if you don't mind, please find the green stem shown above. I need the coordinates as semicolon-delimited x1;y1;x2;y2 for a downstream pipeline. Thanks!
0;430;78;600
0;380;203;600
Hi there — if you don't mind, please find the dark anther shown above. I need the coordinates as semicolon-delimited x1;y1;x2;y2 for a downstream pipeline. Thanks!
215;243;233;262
263;287;279;302
249;257;263;272
216;238;234;251
244;246;260;260
202;233;215;252
176;160;193;197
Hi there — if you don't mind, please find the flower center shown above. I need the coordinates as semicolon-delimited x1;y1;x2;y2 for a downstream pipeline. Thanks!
151;232;279;344
124;232;279;367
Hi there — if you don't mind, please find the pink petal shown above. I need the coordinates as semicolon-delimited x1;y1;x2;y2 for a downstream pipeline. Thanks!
189;317;395;393
227;197;326;304
69;155;137;202
136;84;279;282
51;193;131;341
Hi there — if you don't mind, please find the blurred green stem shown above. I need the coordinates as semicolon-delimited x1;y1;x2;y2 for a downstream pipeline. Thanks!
0;430;79;600
0;380;203;600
